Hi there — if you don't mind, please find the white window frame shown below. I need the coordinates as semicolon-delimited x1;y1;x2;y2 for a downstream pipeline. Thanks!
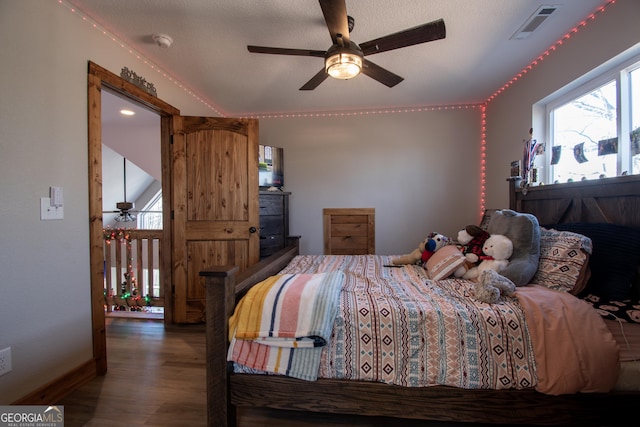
535;43;640;185
137;190;162;230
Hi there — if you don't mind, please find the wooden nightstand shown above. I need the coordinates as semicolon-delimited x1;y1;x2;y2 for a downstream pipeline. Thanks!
323;208;375;255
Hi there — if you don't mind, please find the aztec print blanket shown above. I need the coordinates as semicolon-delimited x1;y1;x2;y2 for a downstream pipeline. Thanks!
276;255;537;389
228;272;344;380
233;255;618;394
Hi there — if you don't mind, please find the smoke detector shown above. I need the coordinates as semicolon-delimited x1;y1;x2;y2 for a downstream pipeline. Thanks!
152;33;173;48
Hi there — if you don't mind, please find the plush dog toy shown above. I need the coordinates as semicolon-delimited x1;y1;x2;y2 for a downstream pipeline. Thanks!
473;269;517;304
462;234;513;280
392;232;450;266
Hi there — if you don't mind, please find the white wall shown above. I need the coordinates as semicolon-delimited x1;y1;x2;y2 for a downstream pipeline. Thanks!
0;0;217;404
485;0;640;210
260;108;482;255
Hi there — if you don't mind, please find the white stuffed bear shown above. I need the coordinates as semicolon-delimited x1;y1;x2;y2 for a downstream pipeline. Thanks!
462;234;513;281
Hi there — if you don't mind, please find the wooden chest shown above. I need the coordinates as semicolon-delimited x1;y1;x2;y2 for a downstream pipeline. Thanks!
323;208;375;255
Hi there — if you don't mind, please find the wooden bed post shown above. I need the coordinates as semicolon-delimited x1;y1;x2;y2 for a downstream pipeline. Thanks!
199;240;299;427
200;266;238;427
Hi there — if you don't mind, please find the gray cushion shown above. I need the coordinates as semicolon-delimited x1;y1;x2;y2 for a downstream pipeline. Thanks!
487;209;540;286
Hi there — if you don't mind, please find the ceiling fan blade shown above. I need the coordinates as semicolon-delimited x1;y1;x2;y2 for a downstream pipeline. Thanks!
248;45;326;57
361;59;404;88
319;0;350;46
300;68;329;91
360;18;446;56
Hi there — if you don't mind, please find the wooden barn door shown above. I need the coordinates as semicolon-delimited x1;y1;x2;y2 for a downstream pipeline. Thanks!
171;116;259;323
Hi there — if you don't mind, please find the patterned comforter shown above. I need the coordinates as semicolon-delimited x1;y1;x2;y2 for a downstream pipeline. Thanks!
231;255;619;394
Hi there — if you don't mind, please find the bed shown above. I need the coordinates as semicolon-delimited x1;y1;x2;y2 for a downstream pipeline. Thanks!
201;174;640;426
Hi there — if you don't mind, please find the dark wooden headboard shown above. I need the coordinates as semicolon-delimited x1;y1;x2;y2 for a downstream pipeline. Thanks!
509;175;640;228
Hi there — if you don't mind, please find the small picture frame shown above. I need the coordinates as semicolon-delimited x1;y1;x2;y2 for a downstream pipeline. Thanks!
598;137;618;156
573;142;588;164
510;160;521;178
550;146;561;165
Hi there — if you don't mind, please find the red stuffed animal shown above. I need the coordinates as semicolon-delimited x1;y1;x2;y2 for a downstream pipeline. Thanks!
453;225;490;277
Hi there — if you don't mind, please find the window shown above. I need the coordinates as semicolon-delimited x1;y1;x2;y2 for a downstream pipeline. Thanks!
137;191;162;229
544;52;640;184
630;67;640;174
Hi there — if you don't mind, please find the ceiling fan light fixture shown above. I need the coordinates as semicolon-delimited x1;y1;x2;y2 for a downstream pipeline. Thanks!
114;211;136;222
326;51;362;80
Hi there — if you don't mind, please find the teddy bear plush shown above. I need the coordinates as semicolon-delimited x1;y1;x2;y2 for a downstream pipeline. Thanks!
453;225;490;277
461;234;513;280
392;232;449;266
458;225;490;264
473;269;516;304
486;209;540;287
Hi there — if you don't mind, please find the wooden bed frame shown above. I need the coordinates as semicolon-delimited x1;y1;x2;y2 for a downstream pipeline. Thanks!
202;174;640;427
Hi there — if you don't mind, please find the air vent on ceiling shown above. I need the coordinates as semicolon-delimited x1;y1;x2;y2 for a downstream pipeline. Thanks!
510;5;559;40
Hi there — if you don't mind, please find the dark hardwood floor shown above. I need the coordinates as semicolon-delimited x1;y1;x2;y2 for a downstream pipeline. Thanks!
58;318;206;426
57;318;496;426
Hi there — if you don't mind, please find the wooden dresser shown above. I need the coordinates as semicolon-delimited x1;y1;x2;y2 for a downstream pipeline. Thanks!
259;191;290;258
323;208;375;255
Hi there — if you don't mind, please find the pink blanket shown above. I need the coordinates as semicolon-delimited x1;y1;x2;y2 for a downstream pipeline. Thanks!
515;285;619;395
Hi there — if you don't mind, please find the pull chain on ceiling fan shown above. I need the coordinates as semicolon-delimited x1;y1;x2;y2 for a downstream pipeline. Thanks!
247;0;446;90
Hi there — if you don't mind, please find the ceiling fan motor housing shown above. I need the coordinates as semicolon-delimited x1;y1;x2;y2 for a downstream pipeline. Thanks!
116;201;134;211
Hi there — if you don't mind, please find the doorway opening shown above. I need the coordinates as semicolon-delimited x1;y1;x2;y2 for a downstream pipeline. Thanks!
88;61;180;375
101;90;164;320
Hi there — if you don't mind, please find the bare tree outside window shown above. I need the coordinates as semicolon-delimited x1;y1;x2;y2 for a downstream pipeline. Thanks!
547;58;640;184
551;80;617;182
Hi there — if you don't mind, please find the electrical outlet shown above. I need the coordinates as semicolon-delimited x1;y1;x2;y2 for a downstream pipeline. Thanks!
0;347;12;376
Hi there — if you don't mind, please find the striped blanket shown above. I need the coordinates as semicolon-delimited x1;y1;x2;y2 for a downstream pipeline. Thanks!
228;272;344;380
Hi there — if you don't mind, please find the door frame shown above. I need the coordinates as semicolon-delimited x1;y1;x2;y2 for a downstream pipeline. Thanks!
88;62;179;374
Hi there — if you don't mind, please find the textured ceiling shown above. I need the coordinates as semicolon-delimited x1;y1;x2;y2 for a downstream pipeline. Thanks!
68;0;609;116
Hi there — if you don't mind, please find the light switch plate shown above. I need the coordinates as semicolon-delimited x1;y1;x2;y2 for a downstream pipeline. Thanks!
41;197;64;220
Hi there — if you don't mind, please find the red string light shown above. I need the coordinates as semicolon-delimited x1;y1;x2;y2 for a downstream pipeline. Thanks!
486;0;615;103
58;0;615;224
56;0;226;117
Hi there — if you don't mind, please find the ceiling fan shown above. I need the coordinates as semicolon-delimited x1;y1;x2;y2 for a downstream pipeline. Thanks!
247;0;446;90
105;157;138;222
104;157;163;223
